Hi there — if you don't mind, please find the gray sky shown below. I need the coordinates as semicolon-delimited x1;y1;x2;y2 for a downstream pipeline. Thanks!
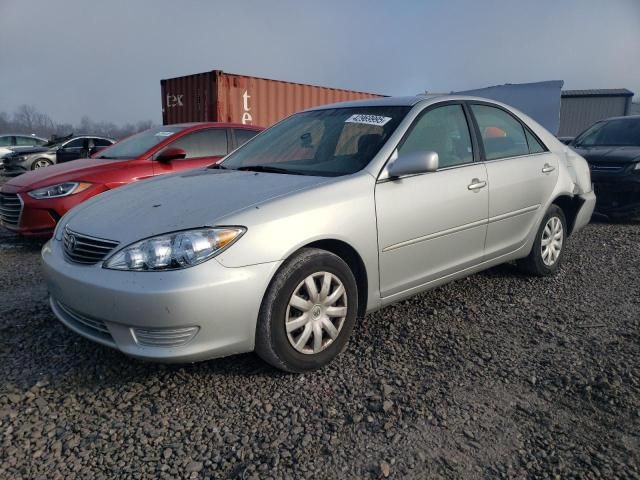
1;0;639;125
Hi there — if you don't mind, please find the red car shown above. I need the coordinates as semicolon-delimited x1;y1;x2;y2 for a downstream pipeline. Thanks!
0;123;262;237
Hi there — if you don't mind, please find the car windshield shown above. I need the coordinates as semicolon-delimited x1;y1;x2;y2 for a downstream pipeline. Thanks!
96;126;185;159
574;118;640;147
219;106;410;176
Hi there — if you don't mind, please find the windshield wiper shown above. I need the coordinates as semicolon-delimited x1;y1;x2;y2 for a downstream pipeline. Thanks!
208;163;228;169
236;165;304;175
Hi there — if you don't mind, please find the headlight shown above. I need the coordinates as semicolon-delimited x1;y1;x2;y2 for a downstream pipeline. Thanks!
104;227;245;271
28;182;92;199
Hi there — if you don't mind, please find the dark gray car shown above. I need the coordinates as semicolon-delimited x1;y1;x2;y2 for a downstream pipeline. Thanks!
570;115;640;218
2;134;114;175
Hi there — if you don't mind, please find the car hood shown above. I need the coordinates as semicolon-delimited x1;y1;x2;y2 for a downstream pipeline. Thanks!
571;145;640;164
63;169;330;245
5;157;132;189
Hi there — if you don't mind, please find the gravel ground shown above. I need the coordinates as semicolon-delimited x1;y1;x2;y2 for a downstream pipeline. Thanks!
0;177;639;478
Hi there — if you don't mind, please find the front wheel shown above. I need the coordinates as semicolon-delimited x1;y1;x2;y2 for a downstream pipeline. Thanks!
255;248;358;372
31;158;53;170
517;204;567;276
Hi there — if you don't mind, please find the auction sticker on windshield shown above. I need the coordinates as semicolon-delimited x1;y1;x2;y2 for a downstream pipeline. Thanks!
345;114;392;127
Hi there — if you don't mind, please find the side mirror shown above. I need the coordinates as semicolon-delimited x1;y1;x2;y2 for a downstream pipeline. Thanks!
387;151;439;178
156;147;186;163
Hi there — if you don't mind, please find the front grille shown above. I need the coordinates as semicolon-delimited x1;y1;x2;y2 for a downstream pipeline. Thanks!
132;326;199;348
63;227;119;264
54;299;114;343
0;193;23;227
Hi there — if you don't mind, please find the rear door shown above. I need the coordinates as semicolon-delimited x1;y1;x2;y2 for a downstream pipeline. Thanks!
153;128;229;175
469;103;558;259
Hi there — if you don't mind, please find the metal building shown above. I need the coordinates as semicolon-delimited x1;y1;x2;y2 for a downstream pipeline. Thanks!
558;89;634;137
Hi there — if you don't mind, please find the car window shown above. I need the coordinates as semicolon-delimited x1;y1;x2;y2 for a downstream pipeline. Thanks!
221;107;410;177
399;104;473;168
94;138;113;147
167;129;228;159
335;122;386;156
245;119;326;165
63;138;85;149
574;118;640;147
525;130;545;153
234;129;259;148
0;136;11;147
15;136;39;146
471;105;529;160
96;126;184;160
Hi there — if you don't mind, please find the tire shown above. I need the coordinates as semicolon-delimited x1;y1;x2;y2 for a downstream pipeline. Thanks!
255;248;358;372
517;204;567;276
31;158;53;170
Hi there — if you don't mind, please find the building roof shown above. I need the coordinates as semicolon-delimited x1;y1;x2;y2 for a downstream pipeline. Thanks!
562;88;634;98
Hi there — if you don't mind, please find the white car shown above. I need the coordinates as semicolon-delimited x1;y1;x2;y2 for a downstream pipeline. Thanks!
42;95;595;372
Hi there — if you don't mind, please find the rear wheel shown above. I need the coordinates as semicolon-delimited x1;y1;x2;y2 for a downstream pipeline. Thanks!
517;204;567;276
31;158;53;170
255;248;358;372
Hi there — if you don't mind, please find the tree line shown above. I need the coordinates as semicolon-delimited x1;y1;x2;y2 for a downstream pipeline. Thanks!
0;105;156;141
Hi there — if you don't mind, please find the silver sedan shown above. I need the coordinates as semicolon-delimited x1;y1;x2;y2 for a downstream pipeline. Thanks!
42;95;595;372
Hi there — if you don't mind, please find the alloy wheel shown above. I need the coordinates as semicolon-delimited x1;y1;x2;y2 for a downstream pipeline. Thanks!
33;159;51;169
285;271;348;354
541;216;563;266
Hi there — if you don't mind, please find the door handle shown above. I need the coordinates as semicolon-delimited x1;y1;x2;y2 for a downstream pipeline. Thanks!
467;178;487;191
542;163;555;173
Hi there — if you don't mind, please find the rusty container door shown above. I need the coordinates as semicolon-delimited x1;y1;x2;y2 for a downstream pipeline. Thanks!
161;72;216;124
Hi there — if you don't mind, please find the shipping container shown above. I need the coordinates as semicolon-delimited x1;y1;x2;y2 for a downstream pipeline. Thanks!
161;70;385;127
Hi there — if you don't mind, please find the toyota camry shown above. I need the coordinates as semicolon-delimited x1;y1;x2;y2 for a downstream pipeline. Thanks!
42;95;595;372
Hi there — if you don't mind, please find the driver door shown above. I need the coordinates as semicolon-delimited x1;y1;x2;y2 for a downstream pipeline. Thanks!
375;103;489;299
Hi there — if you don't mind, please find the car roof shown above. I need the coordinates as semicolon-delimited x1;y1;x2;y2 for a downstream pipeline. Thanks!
309;95;435;110
68;135;115;140
0;133;46;139
307;94;513;111
599;114;640;122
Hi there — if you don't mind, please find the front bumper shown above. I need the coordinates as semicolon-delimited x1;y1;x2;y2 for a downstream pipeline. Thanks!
592;177;640;216
2;158;30;176
0;184;109;237
42;239;281;362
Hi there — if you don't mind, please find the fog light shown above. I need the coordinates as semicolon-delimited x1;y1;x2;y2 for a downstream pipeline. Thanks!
131;326;199;347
